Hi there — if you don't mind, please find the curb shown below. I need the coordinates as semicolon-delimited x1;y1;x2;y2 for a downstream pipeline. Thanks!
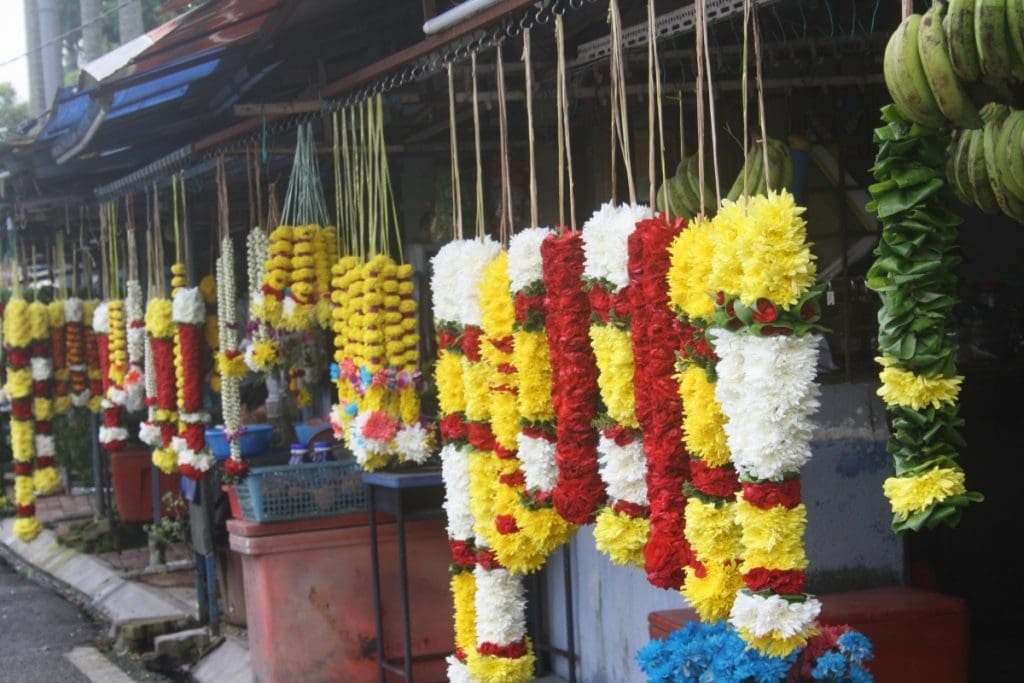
0;518;252;683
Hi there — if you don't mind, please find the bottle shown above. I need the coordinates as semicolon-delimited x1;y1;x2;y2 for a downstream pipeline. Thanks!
312;441;332;463
288;442;308;466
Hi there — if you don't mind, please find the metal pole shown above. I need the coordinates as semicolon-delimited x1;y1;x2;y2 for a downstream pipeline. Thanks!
396;499;413;680
367;487;386;683
562;543;576;683
89;413;105;517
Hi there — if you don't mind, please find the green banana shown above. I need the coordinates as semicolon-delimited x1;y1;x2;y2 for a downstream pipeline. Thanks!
995;111;1024;201
1005;112;1024;199
975;0;1012;81
953;129;977;205
945;0;983;82
967;127;999;212
980;105;1024;221
1007;0;1024;76
684;154;716;212
884;15;946;127
919;3;982;127
765;138;791;192
725;146;762;202
947;132;973;206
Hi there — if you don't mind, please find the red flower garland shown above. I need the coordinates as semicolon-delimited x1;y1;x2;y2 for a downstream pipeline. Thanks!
96;334;112;395
151;338;176;416
84;324;103;400
541;230;605;525
628;213;692;589
178;324;204;412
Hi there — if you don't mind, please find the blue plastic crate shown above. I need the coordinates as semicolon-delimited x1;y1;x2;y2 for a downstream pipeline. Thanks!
235;460;367;523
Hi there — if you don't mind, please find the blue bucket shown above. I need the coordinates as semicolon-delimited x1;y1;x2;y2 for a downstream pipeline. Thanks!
206;424;274;460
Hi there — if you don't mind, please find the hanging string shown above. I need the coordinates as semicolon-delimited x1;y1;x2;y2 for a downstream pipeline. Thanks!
247;145;255;230
217;154;230;242
556;26;567;226
653;9;667;202
172;174;182;265
699;0;722;206
647;0;667;208
752;2;771;191
742;0;752;198
695;0;707;216
255;142;264;232
377;95;403;262
333;110;343;250
125;194;138;284
522;28;538;229
180;172;190;278
496;44;513;245
556;15;577;230
609;0;636;206
678;90;685;161
471;52;485;239
152;182;164;296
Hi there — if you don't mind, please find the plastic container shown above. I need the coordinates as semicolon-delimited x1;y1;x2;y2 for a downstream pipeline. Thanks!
235;461;367;523
288;443;307;466
311;441;332;463
110;448;182;523
223;484;242;518
293;422;331;445
206;424;273;460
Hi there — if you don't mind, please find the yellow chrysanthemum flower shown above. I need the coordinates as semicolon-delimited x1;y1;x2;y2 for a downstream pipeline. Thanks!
593;507;649;567
144;298;175;339
668;216;718;321
3;298;32;348
467;645;536;683
589;324;639;428
198;274;217;305
682;563;746;623
685;499;742;562
451;571;477;661
883;467;967;518
734;500;809;571
677;365;731;467
28;301;49;341
875;355;963;410
737;627;817;658
512;330;553;423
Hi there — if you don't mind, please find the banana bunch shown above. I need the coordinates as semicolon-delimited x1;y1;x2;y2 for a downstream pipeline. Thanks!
948;102;1024;222
724;137;793;202
656;138;792;219
885;0;1024;129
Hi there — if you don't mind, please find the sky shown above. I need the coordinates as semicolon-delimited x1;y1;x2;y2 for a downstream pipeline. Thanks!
0;1;30;102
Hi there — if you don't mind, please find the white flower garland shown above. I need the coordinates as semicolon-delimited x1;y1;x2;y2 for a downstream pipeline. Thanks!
454;238;501;328
30;358;53;382
729;591;822;641
711;330;821;481
430;241;466;324
440;443;475;541
218;237;243;459
581;202;651;291
473;566;528;646
172;436;215;473
394;423;432;464
64;298;83;324
515;433;558;493
507;227;551;293
34;435;55;458
172;288;206;325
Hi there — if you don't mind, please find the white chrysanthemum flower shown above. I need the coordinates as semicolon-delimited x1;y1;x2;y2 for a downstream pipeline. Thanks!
430;241;465;324
64;298;83;323
177;447;215;472
92;302;110;334
516;433;558;493
446;658;472;683
395;423;432;464
99;426;129;444
172;288;206;325
30;357;53;381
597;435;648;505
125;380;146;414
106;387;127;407
441;444;475;541
34;435;55;457
730;591;821;639
507;227;552;293
582;202;651;291
454;238;501;328
70;391;91;407
474;566;528;645
139;421;163;447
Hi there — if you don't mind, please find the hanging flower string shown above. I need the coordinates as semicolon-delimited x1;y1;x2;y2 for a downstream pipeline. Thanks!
48;298;71;416
5;295;43;541
627;213;693;590
144;295;177;474
65;297;90;409
583;203;652;568
541;230;606;525
83;299;103;413
29;298;60;495
218;235;248;477
94;302;126;451
173;287;213;480
667;217;743;622
245;226;278;372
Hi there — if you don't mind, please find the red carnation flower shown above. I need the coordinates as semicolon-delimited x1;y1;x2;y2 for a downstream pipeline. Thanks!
478;639;528;658
689;459;740;498
744;567;807;594
752;298;778;323
449;539;477;568
363;411;400;442
467;422;497;453
439;413;468;442
495;514;519;535
461;326;483;361
742;479;802;509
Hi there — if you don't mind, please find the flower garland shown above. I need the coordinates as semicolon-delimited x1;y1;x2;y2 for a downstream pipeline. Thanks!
332;254;429;470
83;300;103;413
583;203;652;568
313;226;337;329
30;298;61;496
866;104;981;532
143;296;178;474
48;299;71;416
460;243;535;683
254;225;291;329
245;226;279;373
540;230;605;525
628;213;692;590
124;280;146;412
431;240;477;682
706;191;825;657
4;297;43;541
173;287;213;480
667;217;743;622
200;274;220;394
94;302;127;452
218;236;249;479
282;225;317;332
636;621;874;683
65;297;90;409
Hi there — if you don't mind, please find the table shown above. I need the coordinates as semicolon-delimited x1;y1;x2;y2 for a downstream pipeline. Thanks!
363;470;446;682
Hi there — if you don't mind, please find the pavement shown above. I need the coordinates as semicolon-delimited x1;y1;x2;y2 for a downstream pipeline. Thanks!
0;493;252;683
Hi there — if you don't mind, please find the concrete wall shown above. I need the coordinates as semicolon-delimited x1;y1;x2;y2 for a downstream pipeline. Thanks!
541;382;903;682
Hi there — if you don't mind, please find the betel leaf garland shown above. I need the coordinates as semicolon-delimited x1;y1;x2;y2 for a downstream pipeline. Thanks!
866;104;982;533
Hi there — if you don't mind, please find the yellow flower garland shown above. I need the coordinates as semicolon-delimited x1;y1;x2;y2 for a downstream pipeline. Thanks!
668;217;717;321
734;500;809;572
593;507;650;566
589;324;640;428
451;570;477;663
677;365;731;468
883;467;967;517
6;297;42;542
876;354;963;410
107;299;127;386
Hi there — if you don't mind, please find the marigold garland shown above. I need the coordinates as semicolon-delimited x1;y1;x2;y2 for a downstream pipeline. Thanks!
48;299;71;416
83;300;103;413
4;297;43;541
28;299;61;495
172;288;213;480
65;298;90;408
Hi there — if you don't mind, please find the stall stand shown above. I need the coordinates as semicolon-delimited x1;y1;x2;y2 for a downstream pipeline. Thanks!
228;512;452;683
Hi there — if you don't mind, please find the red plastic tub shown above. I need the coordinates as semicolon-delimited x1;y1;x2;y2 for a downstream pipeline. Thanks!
109;448;182;523
223;485;242;518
